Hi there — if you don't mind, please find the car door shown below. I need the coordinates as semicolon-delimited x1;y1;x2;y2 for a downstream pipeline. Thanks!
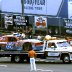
45;42;60;60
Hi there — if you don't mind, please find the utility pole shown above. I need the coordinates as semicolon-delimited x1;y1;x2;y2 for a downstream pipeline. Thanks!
21;0;24;16
21;0;25;31
0;0;2;28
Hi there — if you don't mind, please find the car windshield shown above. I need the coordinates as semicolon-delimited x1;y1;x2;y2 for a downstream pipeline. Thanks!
13;33;21;37
57;41;70;47
33;45;43;51
32;42;43;51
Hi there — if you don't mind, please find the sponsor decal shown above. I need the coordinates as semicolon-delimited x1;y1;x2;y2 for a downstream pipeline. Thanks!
48;52;59;56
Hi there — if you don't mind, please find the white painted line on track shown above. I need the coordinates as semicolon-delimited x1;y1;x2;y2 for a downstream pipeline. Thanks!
37;69;53;72
0;65;7;67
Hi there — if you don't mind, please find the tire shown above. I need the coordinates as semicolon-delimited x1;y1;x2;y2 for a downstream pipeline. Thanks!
26;57;30;63
14;55;20;63
62;55;71;64
11;56;14;62
0;46;1;50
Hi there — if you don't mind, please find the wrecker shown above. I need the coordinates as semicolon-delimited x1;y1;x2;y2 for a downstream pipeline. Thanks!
0;35;72;63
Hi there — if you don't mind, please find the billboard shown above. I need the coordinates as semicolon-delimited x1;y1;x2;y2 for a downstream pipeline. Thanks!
24;0;62;15
14;15;27;25
68;0;72;19
64;19;72;34
34;16;47;28
2;0;62;16
4;14;13;29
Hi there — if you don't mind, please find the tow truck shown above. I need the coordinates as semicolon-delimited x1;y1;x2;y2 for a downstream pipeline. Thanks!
42;36;72;63
0;35;72;63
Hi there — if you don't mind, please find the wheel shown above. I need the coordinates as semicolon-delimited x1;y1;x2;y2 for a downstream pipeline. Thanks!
26;57;30;63
14;55;20;63
11;56;14;62
63;55;71;63
0;46;1;50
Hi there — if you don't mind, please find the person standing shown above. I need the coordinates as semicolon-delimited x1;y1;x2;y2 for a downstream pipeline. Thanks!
28;44;37;71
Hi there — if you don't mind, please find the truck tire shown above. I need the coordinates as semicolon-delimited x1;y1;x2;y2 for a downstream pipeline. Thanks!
26;57;30;63
0;46;1;50
11;56;14;62
14;55;20;63
62;55;71;63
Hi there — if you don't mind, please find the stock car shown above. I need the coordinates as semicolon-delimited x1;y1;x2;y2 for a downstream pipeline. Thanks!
0;35;43;51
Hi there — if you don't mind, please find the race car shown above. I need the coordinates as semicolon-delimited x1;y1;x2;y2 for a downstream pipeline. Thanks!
0;35;43;51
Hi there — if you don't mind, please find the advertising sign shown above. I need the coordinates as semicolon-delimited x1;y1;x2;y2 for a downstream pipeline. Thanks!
68;0;72;19
14;15;27;25
4;14;13;25
34;16;47;28
24;0;62;15
4;14;13;29
2;0;62;16
65;23;72;34
64;19;72;34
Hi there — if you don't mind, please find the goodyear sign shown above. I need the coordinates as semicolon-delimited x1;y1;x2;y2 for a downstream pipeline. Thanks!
2;0;62;16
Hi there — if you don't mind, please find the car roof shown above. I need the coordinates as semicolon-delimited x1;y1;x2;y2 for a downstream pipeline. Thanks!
45;39;67;43
2;35;17;37
23;39;43;43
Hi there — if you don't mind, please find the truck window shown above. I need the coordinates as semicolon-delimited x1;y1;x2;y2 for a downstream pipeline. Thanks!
48;43;56;48
57;41;70;47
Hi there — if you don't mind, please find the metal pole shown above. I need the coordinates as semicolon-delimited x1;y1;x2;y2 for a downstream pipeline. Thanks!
21;0;24;16
59;17;61;36
21;0;25;30
0;0;2;28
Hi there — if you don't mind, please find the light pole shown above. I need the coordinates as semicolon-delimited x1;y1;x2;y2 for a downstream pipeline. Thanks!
21;0;25;31
0;0;2;28
21;0;24;16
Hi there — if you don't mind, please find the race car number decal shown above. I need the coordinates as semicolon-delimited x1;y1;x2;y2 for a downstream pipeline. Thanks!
6;42;14;49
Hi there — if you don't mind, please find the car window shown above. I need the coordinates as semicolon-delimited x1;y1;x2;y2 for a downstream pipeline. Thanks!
33;42;43;51
33;45;43;51
1;37;6;41
23;42;31;51
8;37;17;42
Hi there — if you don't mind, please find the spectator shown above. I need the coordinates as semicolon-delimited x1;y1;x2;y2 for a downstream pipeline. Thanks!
28;44;37;71
21;33;26;39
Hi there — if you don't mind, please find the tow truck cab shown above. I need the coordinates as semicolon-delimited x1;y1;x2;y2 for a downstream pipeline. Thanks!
43;39;72;63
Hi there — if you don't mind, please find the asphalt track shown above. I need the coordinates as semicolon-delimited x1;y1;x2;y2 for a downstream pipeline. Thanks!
0;57;72;72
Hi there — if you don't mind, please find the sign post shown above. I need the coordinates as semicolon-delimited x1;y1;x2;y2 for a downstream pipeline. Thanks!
21;0;24;16
21;0;25;31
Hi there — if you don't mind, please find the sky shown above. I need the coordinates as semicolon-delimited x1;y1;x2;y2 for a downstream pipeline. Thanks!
1;0;22;13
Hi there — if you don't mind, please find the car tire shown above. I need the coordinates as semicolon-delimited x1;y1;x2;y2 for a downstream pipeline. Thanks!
14;55;20;63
